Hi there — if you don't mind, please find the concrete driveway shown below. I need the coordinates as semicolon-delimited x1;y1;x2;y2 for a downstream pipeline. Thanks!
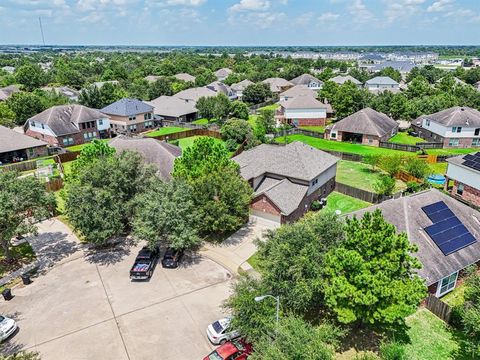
2;243;233;360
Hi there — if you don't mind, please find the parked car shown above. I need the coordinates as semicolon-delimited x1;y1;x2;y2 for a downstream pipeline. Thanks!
0;315;17;342
203;339;252;360
161;247;183;269
129;246;160;280
206;317;240;345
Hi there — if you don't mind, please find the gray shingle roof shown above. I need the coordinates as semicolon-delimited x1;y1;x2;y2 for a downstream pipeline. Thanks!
147;96;197;118
233;141;339;182
331;107;398;137
206;81;234;96
280;85;318;99
446;152;480;174
370;61;416;73
109;136;181;181
290;73;323;86
0;125;47;154
28;104;108;136
349;189;480;285
0;85;20;101
418;106;480;127
231;79;254;92
174;73;196;82
261;77;293;92
174;87;217;103
279;95;329;110
215;68;233;78
255;177;308;216
329;75;362;85
365;76;399;86
101;98;153;117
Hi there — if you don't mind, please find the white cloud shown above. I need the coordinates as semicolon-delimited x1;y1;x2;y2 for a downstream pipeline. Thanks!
230;0;270;12
383;0;426;24
155;0;206;6
319;12;340;22
444;8;480;22
427;0;454;12
348;0;375;23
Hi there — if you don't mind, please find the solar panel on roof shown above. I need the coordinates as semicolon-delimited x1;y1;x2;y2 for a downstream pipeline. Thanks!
422;201;477;255
462;152;480;172
464;154;476;161
474;163;480;171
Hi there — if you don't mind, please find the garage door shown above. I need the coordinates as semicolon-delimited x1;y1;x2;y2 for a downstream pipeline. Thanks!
251;209;281;223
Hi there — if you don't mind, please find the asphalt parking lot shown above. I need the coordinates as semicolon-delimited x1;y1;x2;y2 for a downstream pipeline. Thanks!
2;244;233;360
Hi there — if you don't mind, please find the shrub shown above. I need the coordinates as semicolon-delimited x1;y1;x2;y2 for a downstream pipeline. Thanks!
354;353;380;360
406;181;422;194
373;175;396;196
380;341;406;360
170;139;179;146
379;155;404;176
405;157;430;179
310;200;323;211
225;138;238;152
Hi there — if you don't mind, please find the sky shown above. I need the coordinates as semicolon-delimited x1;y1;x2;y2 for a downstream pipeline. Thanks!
0;0;479;46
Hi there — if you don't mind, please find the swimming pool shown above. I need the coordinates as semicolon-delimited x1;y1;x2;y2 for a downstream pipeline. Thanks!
428;174;446;185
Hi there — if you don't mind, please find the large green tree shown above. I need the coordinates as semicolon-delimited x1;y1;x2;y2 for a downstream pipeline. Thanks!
322;210;426;326
6;92;46;125
0;171;55;260
242;83;272;104
15;64;46;91
0;102;15;128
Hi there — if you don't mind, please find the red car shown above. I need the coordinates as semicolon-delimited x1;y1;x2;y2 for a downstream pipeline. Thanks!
203;339;253;360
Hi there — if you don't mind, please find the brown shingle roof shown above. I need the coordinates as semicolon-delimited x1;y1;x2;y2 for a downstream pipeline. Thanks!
418;106;480;127
331;107;398;137
0;125;47;154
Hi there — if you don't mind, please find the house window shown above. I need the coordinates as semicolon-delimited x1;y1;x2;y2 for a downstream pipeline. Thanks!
144;113;152;120
129;115;136;121
331;132;337;139
425;119;430;126
437;272;458;297
368;136;373;144
448;138;460;147
475;128;480;136
452;126;462;133
98;119;103;126
457;183;464;196
473;138;480;147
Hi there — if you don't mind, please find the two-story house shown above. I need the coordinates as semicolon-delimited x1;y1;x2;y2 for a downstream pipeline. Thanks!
290;73;323;90
329;75;362;88
101;98;155;135
414;107;480;148
206;81;238;100
445;152;480;207
233;142;339;223
231;79;254;100
364;76;400;94
276;95;332;126
25;104;110;147
261;77;293;94
279;85;318;102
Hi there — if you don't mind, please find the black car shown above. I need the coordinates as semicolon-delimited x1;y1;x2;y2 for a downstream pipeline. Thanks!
161;248;184;269
130;246;160;280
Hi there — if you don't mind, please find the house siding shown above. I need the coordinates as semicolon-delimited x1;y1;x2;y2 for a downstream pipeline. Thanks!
451;180;480;208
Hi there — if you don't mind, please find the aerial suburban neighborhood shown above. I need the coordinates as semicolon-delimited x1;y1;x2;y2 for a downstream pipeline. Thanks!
1;1;480;360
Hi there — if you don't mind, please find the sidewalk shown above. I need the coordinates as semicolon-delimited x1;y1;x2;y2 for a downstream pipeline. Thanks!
200;216;278;276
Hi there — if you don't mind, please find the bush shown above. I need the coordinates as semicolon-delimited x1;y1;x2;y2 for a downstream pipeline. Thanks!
225;138;238;152
379;155;404;176
310;200;323;211
406;181;422;194
405;158;430;179
373;174;396;196
380;341;406;360
354;353;380;360
170;139;179;147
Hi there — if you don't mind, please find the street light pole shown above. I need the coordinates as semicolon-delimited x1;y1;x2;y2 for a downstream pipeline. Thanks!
254;294;280;329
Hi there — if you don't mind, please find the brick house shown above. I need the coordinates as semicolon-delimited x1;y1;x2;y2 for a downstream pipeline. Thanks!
290;73;323;90
364;76;400;94
261;77;293;94
445;152;480;208
350;189;480;298
233;141;339;224
412;106;480;148
25;104;110;147
325;107;398;146
147;96;198;123
279;85;318;102
0;125;48;164
276;95;333;127
101;98;155;135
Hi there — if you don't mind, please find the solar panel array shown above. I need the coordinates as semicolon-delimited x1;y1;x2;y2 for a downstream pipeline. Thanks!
462;152;480;171
421;201;477;256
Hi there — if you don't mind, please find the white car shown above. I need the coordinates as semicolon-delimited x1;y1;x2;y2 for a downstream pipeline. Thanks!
0;315;17;342
206;317;240;345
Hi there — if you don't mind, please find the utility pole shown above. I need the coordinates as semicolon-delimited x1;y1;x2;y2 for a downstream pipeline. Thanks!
39;17;46;46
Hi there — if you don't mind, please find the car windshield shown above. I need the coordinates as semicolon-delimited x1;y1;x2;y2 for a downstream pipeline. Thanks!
208;352;223;360
212;320;224;333
0;316;4;323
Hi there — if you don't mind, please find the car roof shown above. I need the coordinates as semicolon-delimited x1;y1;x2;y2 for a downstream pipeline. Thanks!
216;341;241;357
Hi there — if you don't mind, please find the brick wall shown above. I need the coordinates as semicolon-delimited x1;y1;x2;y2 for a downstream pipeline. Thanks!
443;137;475;148
28;145;49;159
361;134;381;147
26;129;59;146
251;194;282;217
294;118;327;126
451;180;480;207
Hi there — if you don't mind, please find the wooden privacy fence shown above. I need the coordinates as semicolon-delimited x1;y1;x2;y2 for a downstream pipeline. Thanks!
379;141;420;152
335;182;402;204
1;160;37;172
417;142;443;149
45;178;64;192
274;128;325;139
395;170;423;184
149;128;222;142
55;151;80;164
425;294;452;323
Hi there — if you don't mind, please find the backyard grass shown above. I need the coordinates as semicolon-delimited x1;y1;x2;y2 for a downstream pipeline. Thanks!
426;148;479;156
337;160;407;193
320;191;371;215
389;132;425;145
173;136;226;151
429;161;448;175
248;114;259;130
192;118;210;125
442;283;466;308
247;253;261;271
66;139;110;152
0;242;36;278
300;125;325;133
258;103;279;112
145;126;185;138
276;135;413;157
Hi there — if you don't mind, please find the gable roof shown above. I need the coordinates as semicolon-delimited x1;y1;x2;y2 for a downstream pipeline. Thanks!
0;125;47;154
231;79;254;92
349;189;480;285
365;76;399;86
233;141;339;182
329;75;362;85
215;68;232;78
261;77;293;92
280;85;318;99
109;136;181;181
206;81;234;96
290;73;323;86
330;107;398;137
279;94;328;110
174;87;217;103
446;152;480;176
147;96;197;118
174;73;196;82
418;106;480;127
41;86;80;99
0;85;20;101
28;105;108;136
255;177;308;216
101;98;153;117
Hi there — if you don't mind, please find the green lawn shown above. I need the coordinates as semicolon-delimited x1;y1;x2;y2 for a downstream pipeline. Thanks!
389;132;425;145
320;191;371;215
192;118;211;125
337;160;407;193
300;125;325;133
426;148;479;156
442;284;466;308
66;139;109;152
247;253;261;271
258;103;279;112
276;135;413;157
403;308;465;360
429;162;448;175
174;136;225;151
145;126;185;138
